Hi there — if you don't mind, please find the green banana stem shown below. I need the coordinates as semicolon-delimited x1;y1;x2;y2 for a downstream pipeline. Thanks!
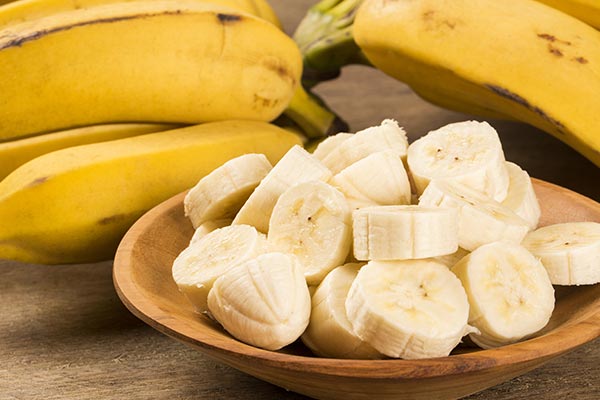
293;0;369;88
282;85;349;139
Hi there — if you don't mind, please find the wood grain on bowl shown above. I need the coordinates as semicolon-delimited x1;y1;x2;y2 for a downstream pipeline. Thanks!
113;179;600;400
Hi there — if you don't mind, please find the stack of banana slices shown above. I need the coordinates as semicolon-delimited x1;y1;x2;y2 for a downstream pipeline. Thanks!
172;119;600;359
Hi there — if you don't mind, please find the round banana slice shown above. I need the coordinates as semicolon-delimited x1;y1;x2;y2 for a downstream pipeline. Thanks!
330;150;412;210
189;218;232;245
172;224;267;313
233;145;331;233
407;120;509;201
451;241;555;349
207;252;311;351
418;180;530;251
352;205;459;261
321;119;408;174
184;153;272;229
312;132;353;160
268;181;352;285
301;263;382;359
501;162;541;230
345;259;474;359
522;222;600;285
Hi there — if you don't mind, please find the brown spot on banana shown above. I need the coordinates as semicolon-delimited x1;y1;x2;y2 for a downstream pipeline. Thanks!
216;13;242;23
262;58;296;85
98;213;128;225
573;56;589;64
26;176;50;187
537;33;572;46
548;44;563;57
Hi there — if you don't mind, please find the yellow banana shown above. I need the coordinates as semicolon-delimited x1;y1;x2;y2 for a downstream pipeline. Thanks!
0;123;179;181
352;0;600;166
535;0;600;29
0;120;301;265
0;0;301;141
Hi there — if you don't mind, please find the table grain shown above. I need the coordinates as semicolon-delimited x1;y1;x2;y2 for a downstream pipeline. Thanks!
2;1;600;399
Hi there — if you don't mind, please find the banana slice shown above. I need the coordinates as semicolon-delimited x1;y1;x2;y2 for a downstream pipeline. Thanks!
501;162;541;230
184;153;272;229
407;120;509;201
345;259;474;359
321;119;409;174
301;262;383;359
268;181;352;285
522;222;600;285
207;252;311;351
233;145;331;233
418;180;530;251
352;205;459;261
172;224;267;313
189;219;232;245
312;132;353;160
330;150;412;210
451;241;555;349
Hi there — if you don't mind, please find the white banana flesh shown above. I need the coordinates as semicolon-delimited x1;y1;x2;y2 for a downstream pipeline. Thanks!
184;153;272;229
311;132;353;160
501;162;541;230
352;205;459;261
233;145;332;233
207;252;311;351
451;241;555;349
189;219;232;245
407;121;509;201
345;259;474;359
268;181;352;285
522;222;600;285
330;150;412;210
301;263;383;359
321;119;409;174
172;224;267;313
418;180;530;251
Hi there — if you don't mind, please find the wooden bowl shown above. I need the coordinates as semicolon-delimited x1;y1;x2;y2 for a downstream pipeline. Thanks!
113;179;600;400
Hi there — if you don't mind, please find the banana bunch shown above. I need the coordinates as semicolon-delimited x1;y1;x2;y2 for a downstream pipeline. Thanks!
293;0;600;167
173;119;600;358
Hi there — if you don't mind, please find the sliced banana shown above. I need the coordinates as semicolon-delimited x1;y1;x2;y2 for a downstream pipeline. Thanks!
451;241;555;349
321;119;409;174
268;181;352;285
312;132;353;160
301;263;383;359
501;162;541;230
352;205;458;261
418;180;530;251
207;252;311;351
233;145;331;233
184;153;272;229
330;150;412;210
407;120;509;201
522;222;600;285
189;219;232;245
345;259;474;359
172;224;267;313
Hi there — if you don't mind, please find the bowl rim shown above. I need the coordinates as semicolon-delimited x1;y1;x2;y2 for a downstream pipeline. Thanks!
113;178;600;380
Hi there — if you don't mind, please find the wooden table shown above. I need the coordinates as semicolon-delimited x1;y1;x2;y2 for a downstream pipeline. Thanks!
2;1;599;399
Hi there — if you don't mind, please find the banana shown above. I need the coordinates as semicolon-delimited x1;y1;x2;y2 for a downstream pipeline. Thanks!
268;180;352;285
451;241;555;349
184;154;272;229
0;0;302;141
330;150;412;210
321;119;408;174
301;262;383;359
501;162;541;230
345;259;474;359
0;123;177;181
535;0;600;29
352;205;459;261
311;132;353;160
407;121;509;202
172;224;267;313
233;145;332;233
0;120;301;264
352;0;600;166
418;180;530;251
189;219;233;245
207;252;311;351
522;222;600;285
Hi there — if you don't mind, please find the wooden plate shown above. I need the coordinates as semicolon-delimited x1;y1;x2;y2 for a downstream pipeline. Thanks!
113;179;600;400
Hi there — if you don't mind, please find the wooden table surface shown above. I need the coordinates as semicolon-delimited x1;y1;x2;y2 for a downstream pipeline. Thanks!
2;1;600;399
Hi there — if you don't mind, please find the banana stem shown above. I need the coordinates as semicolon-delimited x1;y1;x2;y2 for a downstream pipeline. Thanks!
293;0;368;88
